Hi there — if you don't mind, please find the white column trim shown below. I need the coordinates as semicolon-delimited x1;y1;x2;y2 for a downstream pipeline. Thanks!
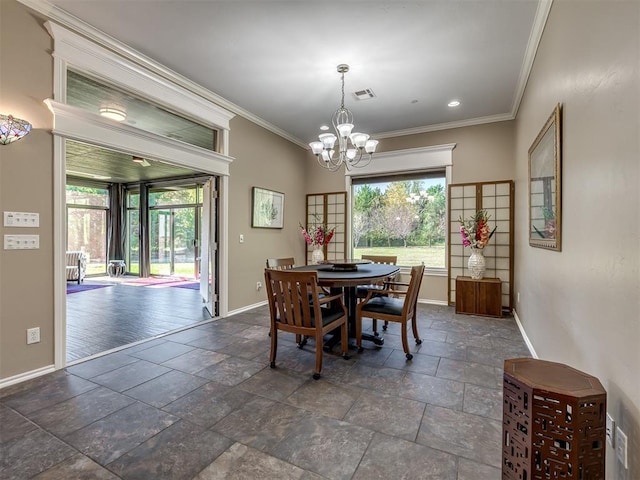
345;144;456;178
44;100;234;176
53;134;66;369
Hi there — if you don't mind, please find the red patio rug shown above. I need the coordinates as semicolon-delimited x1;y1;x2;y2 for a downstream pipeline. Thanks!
121;276;195;288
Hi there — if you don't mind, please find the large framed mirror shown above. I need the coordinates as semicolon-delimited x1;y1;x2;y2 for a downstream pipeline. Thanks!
529;103;562;251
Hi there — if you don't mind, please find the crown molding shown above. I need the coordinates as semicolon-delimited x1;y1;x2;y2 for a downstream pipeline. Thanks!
511;0;554;118
375;113;515;139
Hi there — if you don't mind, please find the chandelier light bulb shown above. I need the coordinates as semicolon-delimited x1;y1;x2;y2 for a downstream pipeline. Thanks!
337;123;354;138
365;139;379;154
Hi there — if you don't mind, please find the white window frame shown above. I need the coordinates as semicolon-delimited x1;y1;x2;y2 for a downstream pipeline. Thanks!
345;144;455;276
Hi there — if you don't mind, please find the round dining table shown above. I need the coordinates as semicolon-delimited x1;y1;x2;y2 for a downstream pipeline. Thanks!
292;261;400;349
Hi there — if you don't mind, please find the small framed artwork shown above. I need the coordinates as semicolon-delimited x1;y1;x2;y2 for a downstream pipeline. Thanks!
252;187;284;229
528;103;562;250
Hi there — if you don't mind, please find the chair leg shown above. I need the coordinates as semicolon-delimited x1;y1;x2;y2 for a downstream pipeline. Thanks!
340;321;349;360
400;321;413;360
356;314;363;353
383;320;389;331
270;327;278;368
411;312;422;345
313;331;323;380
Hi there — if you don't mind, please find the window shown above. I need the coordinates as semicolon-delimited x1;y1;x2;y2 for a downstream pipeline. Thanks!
352;172;447;268
66;70;217;151
66;184;109;275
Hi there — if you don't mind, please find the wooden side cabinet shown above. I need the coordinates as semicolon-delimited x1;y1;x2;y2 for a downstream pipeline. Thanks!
455;276;502;317
503;358;606;480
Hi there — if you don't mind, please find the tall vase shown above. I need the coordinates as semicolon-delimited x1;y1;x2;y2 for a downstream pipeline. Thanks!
312;245;324;265
468;247;486;280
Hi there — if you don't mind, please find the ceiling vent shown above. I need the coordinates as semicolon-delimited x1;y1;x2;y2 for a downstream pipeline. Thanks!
353;89;376;100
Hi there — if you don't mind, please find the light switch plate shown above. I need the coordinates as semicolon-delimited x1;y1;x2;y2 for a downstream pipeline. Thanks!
4;234;40;249
4;211;39;227
606;413;615;447
615;426;628;469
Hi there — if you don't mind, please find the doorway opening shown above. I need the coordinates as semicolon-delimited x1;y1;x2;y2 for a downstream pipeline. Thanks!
65;141;218;363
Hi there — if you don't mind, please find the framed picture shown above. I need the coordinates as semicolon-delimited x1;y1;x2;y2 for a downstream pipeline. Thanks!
528;103;562;250
252;187;284;229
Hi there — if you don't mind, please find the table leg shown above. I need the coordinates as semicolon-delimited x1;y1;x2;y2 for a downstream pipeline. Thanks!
323;286;384;352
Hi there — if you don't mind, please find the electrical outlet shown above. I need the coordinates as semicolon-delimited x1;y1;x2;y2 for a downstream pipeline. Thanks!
615;426;628;469
26;327;40;344
517;292;520;303
606;413;615;447
256;281;262;291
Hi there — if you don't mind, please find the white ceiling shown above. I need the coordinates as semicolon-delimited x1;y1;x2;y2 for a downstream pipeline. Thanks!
44;0;547;148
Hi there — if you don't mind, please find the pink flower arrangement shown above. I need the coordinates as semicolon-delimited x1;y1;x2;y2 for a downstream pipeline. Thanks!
458;210;496;249
299;222;335;247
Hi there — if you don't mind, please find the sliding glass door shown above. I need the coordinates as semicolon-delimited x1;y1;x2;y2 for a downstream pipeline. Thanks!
149;207;199;276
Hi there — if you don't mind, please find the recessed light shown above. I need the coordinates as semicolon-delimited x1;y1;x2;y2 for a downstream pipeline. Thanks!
67;170;112;180
99;106;127;122
448;100;461;107
320;125;330;131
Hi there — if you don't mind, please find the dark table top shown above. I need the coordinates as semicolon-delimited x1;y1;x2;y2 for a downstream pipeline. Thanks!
292;263;400;287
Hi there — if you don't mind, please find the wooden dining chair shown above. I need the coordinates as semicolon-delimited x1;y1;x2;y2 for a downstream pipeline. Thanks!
355;264;425;360
357;254;398;333
266;257;296;270
264;268;349;379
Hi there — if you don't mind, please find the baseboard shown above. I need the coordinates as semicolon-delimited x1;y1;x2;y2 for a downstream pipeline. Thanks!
0;365;56;390
227;300;268;317
512;308;538;359
418;298;449;306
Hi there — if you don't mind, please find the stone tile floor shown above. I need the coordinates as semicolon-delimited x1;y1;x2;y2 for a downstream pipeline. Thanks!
0;303;530;479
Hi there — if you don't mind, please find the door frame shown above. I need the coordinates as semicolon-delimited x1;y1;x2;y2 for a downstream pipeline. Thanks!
47;21;234;369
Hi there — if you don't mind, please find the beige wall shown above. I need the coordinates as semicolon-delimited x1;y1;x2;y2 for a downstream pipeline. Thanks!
227;116;307;311
0;1;54;378
513;2;639;478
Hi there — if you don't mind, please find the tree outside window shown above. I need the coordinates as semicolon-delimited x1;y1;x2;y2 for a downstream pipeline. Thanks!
352;176;446;268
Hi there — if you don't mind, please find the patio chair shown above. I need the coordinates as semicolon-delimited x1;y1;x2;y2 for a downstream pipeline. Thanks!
66;251;87;284
264;268;349;379
356;264;424;360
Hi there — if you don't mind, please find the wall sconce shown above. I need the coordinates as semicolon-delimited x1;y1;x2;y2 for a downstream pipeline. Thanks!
0;114;32;145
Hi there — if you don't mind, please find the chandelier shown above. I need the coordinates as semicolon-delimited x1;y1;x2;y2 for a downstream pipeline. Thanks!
309;64;378;171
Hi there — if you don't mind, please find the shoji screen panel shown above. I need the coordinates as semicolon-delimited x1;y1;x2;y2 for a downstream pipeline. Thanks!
305;192;347;264
448;181;514;311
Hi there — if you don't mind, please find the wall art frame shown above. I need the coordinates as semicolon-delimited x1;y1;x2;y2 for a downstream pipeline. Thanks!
252;187;284;229
528;103;562;251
